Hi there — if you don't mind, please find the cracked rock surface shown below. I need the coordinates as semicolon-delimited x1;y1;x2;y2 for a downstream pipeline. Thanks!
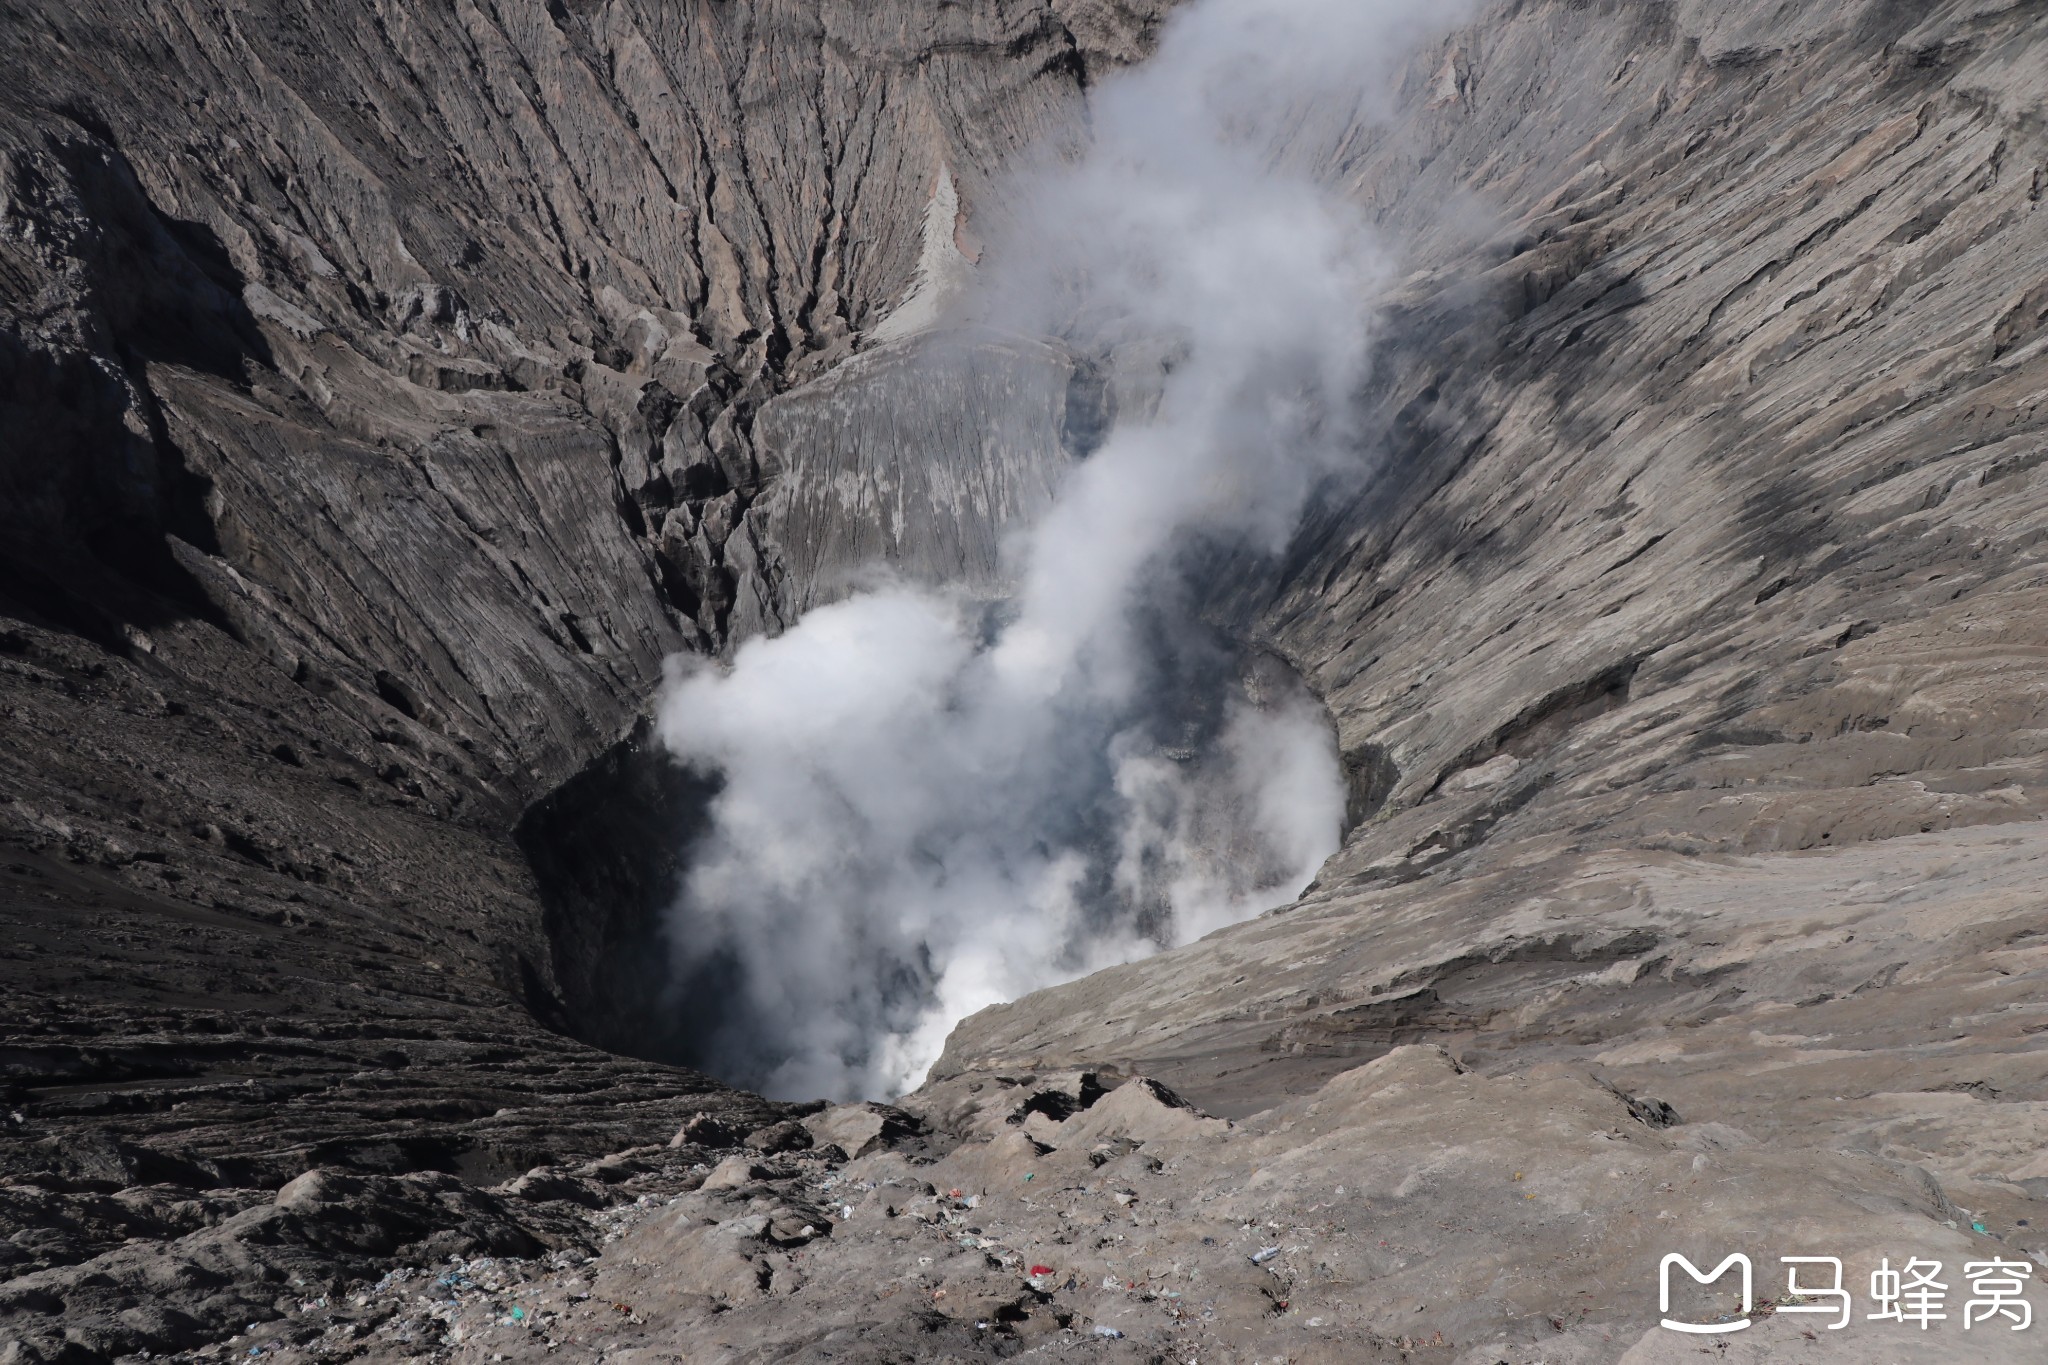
165;1060;2040;1363
5;0;2048;1361
0;1;1154;1358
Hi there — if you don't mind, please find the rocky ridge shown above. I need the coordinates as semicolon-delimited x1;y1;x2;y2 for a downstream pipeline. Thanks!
149;1058;2041;1364
5;0;2048;1361
0;0;1159;1358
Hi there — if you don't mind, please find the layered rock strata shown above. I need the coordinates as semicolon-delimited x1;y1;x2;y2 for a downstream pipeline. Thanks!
0;2;1158;1358
5;0;2048;1361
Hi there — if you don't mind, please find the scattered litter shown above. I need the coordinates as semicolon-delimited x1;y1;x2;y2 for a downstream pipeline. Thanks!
1973;1221;1989;1233
1093;1325;1125;1338
1030;1265;1056;1277
1251;1246;1282;1264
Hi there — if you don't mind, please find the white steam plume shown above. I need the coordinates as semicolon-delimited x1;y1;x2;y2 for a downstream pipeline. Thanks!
655;0;1467;1100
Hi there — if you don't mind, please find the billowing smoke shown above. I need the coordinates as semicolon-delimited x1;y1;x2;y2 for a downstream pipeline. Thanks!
655;0;1466;1100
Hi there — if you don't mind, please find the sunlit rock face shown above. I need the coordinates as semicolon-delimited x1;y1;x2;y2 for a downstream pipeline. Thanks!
0;2;1167;1356
5;0;2048;1360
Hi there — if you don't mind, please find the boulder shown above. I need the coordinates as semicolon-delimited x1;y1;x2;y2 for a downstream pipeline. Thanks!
802;1103;926;1159
1053;1078;1228;1148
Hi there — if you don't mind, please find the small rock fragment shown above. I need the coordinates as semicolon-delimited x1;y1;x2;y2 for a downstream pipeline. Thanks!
802;1102;926;1158
673;1113;742;1149
701;1155;772;1190
744;1119;814;1155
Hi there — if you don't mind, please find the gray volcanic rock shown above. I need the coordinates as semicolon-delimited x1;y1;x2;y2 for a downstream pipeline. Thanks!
0;1;1159;1359
189;1054;2036;1364
6;0;2048;1361
748;328;1084;616
921;0;2048;1352
940;0;2048;1101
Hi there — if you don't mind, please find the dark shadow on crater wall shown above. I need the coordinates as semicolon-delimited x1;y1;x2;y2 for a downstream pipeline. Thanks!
514;722;728;1071
0;125;276;648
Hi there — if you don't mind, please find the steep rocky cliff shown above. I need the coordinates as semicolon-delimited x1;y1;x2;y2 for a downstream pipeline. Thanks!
0;1;1157;1356
4;0;2047;1361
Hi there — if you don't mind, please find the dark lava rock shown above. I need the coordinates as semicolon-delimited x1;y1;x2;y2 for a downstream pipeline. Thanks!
743;1119;815;1155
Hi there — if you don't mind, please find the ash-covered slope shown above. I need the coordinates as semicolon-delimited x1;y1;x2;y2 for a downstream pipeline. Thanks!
945;0;2048;1115
5;0;2048;1361
0;2;1161;1358
918;0;2048;1355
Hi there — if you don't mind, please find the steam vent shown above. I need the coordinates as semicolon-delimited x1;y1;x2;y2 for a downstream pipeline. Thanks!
4;1;2048;1360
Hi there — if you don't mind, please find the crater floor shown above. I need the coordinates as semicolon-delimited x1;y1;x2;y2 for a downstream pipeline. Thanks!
4;0;2048;1360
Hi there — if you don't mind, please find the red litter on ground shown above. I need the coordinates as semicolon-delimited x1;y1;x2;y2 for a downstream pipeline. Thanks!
1030;1266;1055;1277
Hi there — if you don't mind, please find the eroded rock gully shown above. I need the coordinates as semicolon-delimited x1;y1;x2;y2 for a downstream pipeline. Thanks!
4;0;2048;1361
